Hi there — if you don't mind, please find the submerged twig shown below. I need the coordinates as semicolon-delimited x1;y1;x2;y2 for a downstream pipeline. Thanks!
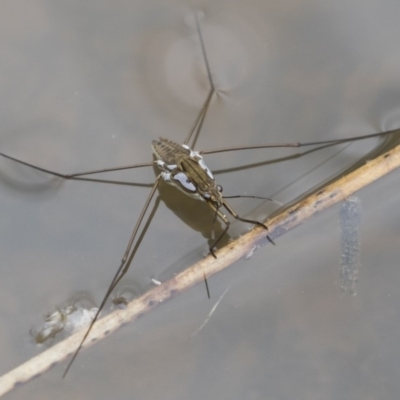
1;139;400;397
190;286;231;337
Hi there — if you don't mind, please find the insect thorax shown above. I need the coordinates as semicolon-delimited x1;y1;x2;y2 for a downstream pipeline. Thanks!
152;138;222;205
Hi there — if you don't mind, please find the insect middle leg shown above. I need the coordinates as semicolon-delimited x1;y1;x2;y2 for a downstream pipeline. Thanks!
64;12;218;375
62;174;162;377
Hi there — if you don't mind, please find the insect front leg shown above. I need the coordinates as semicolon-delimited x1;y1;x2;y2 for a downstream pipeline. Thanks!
222;199;275;245
206;203;231;257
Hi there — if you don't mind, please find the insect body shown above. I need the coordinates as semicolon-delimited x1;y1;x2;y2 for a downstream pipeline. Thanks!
152;137;219;201
152;137;273;256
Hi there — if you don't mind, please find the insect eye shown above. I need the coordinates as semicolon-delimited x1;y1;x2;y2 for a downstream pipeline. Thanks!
217;185;223;193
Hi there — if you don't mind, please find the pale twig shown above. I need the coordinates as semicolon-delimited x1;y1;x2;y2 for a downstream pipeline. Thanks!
1;139;400;397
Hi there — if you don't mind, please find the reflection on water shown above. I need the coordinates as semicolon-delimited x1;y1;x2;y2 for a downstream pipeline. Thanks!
340;196;362;295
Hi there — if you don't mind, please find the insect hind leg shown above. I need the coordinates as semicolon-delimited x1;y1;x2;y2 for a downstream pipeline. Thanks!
0;151;67;178
209;219;231;258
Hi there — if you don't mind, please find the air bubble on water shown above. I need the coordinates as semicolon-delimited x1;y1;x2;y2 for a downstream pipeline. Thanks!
31;305;98;345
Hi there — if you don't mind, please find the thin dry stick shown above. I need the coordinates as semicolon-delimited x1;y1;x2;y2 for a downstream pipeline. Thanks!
1;141;400;397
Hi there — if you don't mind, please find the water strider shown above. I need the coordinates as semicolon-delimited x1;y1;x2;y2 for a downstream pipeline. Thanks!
0;14;399;377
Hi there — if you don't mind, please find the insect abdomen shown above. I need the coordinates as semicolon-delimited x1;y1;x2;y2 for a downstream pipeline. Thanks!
152;138;189;165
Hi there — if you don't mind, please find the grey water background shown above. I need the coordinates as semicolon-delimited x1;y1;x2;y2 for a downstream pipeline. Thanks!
1;1;400;399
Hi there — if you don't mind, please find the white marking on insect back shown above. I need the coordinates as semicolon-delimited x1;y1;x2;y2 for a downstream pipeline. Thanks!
181;144;198;158
198;158;214;179
180;145;214;180
156;160;177;172
161;172;172;182
173;172;197;192
192;150;201;158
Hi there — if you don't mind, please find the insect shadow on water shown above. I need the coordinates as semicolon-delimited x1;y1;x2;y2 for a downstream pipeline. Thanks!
0;13;398;377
